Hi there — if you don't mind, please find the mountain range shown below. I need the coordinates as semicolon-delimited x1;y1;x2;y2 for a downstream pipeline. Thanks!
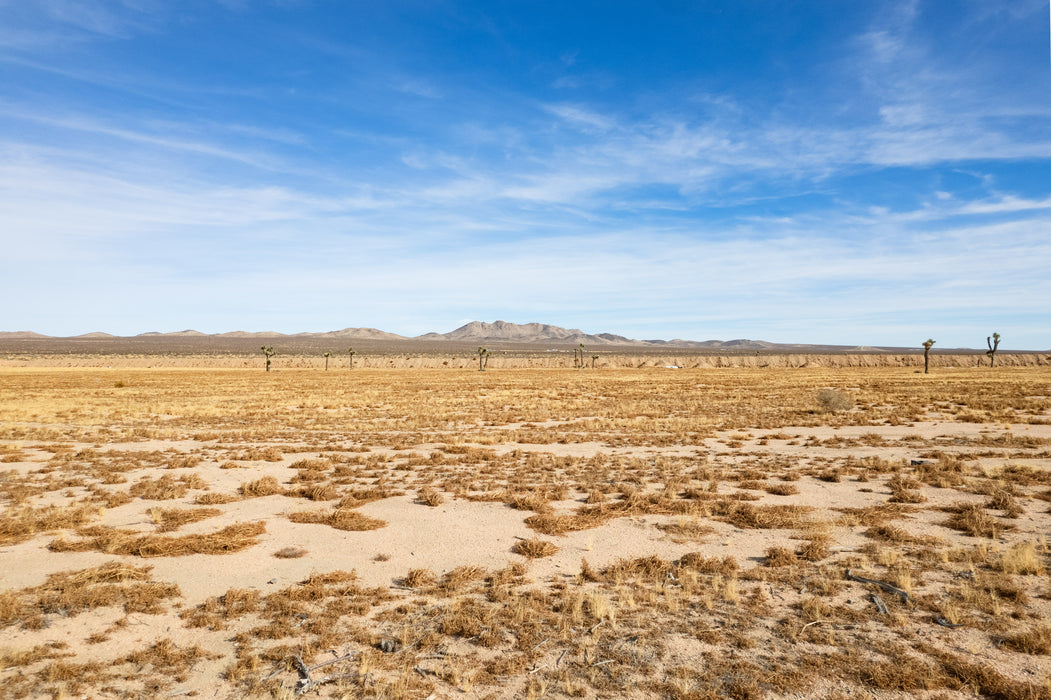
0;320;892;351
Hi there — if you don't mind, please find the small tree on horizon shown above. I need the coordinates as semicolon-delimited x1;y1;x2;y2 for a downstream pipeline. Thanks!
986;332;1001;367
477;346;490;372
261;345;275;372
591;353;599;369
324;351;332;371
574;343;586;369
922;339;935;374
347;348;356;369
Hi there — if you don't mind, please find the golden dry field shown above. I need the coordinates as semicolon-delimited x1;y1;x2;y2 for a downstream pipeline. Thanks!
1;364;1050;699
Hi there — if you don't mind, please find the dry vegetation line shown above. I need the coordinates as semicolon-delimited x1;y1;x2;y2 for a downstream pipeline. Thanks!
0;364;1049;698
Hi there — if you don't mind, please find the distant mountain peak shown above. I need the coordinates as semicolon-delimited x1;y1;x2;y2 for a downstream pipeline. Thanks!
432;320;625;345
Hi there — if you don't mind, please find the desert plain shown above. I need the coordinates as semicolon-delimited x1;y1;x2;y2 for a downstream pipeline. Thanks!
1;345;1049;699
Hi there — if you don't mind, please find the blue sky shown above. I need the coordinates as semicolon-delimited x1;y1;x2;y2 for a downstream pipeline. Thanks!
1;1;1049;348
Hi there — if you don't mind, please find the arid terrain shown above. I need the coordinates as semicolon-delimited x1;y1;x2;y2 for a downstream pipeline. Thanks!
1;351;1049;698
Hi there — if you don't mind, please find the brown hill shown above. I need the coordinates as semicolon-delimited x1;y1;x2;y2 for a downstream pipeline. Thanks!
315;327;409;341
423;320;621;345
138;330;208;337
215;331;289;338
0;331;52;339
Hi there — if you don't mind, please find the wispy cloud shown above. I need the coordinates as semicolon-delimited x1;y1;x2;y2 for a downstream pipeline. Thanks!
0;0;161;48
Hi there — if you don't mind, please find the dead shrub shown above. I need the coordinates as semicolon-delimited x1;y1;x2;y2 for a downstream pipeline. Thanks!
816;389;854;413
656;518;715;542
149;507;222;532
287;508;385;531
986;487;1024;518
765;482;799;496
403;568;437;588
0;504;101;545
239;476;283;498
440;565;486;592
524;512;601;535
49;522;266;557
287;483;339;501
679;553;738;575
585;489;606;504
604;555;671;580
130;474;190;500
0;563;181;629
865;524;921;543
764;546;798;567
797;534;832;562
513;538;559;558
417;488;444;507
716;502;813;529
994;542;1045;575
920;642;1050;698
1000;624;1051;655
943;503;1011;539
194;492;239;505
889;485;927;504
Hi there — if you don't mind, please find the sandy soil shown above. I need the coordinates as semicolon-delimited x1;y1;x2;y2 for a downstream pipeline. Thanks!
0;363;1049;699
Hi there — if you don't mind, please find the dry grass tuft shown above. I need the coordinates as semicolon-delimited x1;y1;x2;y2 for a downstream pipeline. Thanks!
524;512;602;535
417;487;444;506
0;642;72;668
130;474;204;500
513;538;559;558
1000;624;1051;655
0;563;180;629
797;534;833;561
239;476;283;498
194;492;239;505
403;568;437;588
272;546;307;559
920;642;1051;699
0;504;102;545
440;565;486;591
994;542;1046;575
987;486;1025;518
656;517;715;542
679;552;738;575
48;521;266;557
149;506;222;532
716;502;813;529
764;546;798;567
865;524;925;544
943;503;1011;539
287;507;385;531
816;388;854;413
604;554;673;580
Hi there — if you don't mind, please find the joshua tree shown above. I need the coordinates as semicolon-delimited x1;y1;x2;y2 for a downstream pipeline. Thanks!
573;343;586;369
347;348;356;369
261;345;275;372
591;354;599;369
477;346;490;372
922;339;935;374
324;351;332;371
986;333;1001;367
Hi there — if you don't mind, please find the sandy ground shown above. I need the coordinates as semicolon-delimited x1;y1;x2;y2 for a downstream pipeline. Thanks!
0;364;1049;699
